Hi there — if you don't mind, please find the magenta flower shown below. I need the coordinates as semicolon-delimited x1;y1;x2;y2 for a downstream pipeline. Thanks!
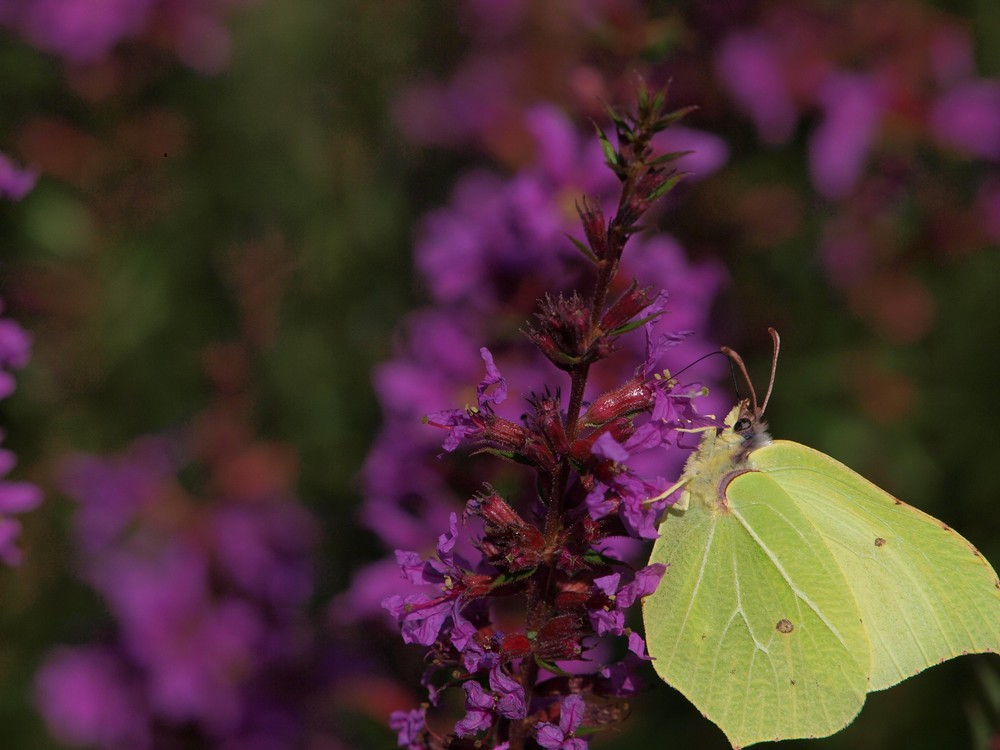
589;564;666;636
454;666;527;737
536;694;587;750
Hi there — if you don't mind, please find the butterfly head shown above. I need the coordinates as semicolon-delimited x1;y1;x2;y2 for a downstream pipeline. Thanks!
733;399;772;450
720;327;781;452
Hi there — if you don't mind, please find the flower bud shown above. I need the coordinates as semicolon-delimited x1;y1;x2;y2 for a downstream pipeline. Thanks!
577;196;609;260
600;280;656;332
534;614;585;660
500;633;532;660
582;377;653;426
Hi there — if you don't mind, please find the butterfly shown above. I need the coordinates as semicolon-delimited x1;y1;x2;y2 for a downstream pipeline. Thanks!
643;329;1000;748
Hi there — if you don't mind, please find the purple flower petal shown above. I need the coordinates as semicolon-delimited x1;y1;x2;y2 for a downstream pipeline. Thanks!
389;707;426;749
476;347;507;406
489;665;526;719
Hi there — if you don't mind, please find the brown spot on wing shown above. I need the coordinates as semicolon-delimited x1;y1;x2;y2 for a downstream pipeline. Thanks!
874;537;886;547
776;619;794;634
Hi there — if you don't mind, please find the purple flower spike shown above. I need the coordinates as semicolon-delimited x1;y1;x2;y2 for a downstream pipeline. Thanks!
375;88;722;746
536;694;588;750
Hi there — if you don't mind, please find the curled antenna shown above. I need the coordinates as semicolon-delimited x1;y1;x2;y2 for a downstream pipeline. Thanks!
720;328;781;419
720;344;758;416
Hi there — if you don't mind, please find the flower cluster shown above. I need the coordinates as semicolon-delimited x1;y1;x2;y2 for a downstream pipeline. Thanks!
1;0;249;72
337;102;726;627
0;298;41;565
383;87;717;750
394;0;1000;358
706;0;1000;345
34;431;320;749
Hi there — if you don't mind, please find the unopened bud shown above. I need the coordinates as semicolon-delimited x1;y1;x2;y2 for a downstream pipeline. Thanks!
582;377;653;426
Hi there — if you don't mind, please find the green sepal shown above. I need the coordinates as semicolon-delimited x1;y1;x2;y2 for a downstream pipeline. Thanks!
491;567;537;588
647;171;688;202
653;105;698;131
566;233;598;263
534;657;572;676
606;308;666;337
595;127;619;171
650;150;693;166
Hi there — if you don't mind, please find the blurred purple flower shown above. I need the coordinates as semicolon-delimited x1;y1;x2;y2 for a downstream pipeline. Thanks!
393;61;515;149
716;32;797;144
35;647;151;750
0;152;37;201
654;126;729;178
929;24;975;87
809;72;883;199
36;436;320;747
930;81;1000;160
16;0;153;61
0;299;40;565
2;0;244;71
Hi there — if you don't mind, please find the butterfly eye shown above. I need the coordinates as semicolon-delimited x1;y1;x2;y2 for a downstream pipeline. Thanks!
734;417;752;432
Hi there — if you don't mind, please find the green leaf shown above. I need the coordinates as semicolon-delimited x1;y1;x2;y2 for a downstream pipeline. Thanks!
649;149;694;166
646;171;688;202
492;568;537;587
606;308;665;337
534;657;571;676
644;406;1000;748
654;104;699;130
565;233;598;263
596;129;619;170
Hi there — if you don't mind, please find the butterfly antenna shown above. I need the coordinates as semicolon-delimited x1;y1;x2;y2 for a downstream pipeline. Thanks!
669;350;728;381
726;357;742;401
760;328;781;416
720;344;758;416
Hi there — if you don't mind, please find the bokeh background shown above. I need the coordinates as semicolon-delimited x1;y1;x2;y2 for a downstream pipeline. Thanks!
1;0;999;748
